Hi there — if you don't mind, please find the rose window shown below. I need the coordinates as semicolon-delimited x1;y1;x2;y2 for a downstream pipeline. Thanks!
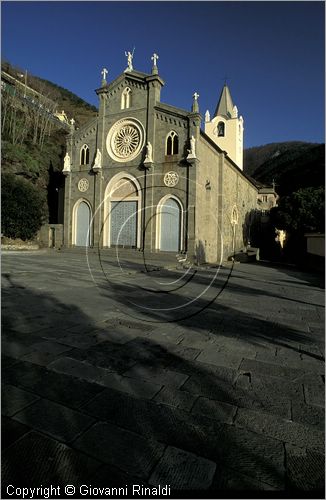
114;125;140;158
107;118;145;162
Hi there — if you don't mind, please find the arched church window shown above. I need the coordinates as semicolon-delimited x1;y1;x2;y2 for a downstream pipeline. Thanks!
217;122;225;137
80;144;90;165
166;131;179;155
121;87;132;110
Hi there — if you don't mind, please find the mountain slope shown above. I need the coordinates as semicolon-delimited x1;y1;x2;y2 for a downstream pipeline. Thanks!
1;60;98;182
244;142;325;196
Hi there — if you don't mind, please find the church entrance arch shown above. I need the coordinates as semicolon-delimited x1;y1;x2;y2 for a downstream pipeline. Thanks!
73;200;92;247
104;173;141;248
156;196;183;252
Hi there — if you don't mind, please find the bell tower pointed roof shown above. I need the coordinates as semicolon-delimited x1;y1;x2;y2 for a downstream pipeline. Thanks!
214;84;234;118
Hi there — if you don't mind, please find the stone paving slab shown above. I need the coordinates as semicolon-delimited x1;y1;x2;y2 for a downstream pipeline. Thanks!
191;396;237;424
285;444;325;491
211;426;286;489
20;351;69;367
304;380;325;407
235;407;325;450
13;397;95;443
147;329;185;345
182;367;293;419
123;364;189;388
93;328;135;344
41;331;100;349
2;384;40;417
74;421;165;479
122;337;185;366
196;349;243;369
29;340;73;355
149;445;216;489
240;358;310;380
87;463;150;488
291;400;325;429
4;360;104;409
2;340;35;359
210;465;279;491
101;372;163;399
2;431;100;489
1;416;31;451
67;343;140;373
256;347;325;373
153;386;197;411
48;356;114;384
1;354;19;370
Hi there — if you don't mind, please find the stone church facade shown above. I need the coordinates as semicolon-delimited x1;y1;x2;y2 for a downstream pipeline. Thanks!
62;55;258;263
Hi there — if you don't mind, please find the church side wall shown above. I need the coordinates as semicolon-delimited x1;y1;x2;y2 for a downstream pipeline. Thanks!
195;139;221;264
222;160;258;259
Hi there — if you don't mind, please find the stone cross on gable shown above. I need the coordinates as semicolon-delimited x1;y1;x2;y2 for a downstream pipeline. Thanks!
101;68;108;81
151;53;159;66
193;92;200;101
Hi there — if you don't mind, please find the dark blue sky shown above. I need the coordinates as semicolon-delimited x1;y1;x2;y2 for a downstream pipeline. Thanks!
2;1;325;148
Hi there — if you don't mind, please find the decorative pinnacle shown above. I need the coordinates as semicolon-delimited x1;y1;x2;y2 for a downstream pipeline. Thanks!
151;53;159;75
101;68;108;85
151;53;159;66
192;92;200;113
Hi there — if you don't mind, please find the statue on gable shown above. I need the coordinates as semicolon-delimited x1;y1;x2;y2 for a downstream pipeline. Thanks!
93;149;102;172
144;141;153;164
124;48;135;72
187;135;197;160
63;152;71;175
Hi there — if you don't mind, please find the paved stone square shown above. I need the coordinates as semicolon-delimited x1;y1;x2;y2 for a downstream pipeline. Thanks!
1;249;325;498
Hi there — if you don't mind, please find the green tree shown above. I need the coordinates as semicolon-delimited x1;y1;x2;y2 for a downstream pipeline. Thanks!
270;186;325;234
1;173;48;240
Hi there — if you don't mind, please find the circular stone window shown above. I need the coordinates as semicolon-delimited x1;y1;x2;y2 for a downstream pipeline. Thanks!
78;178;89;192
164;171;179;187
106;118;145;162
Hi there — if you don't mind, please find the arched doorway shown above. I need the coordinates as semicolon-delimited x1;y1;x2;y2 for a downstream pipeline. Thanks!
104;173;141;248
73;200;92;246
157;196;182;252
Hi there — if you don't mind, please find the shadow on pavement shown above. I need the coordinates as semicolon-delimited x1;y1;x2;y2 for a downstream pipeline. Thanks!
1;262;325;498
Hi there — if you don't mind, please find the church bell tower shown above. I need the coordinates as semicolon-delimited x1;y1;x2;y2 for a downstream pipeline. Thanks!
204;84;244;170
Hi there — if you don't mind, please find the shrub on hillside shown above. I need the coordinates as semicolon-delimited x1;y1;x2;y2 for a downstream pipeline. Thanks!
1;173;48;240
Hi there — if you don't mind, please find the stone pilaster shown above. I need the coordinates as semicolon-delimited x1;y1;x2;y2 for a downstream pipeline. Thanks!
93;88;107;248
144;74;165;252
62;131;74;247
